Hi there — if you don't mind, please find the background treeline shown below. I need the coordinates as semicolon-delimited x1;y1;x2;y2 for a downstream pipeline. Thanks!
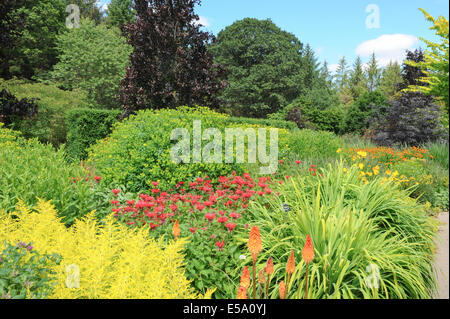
1;0;448;152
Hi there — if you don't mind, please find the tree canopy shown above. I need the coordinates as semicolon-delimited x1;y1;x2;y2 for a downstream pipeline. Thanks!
209;18;310;118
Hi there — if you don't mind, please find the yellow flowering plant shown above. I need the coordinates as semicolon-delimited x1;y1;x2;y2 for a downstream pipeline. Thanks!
0;199;213;299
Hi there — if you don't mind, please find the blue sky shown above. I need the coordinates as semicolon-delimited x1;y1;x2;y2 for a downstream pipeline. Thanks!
97;0;449;72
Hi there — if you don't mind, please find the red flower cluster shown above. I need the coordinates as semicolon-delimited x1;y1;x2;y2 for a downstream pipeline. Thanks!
111;173;280;250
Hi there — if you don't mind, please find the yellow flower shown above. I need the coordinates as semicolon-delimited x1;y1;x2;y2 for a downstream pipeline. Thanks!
358;163;364;170
357;151;367;158
385;169;392;175
343;168;348;173
372;165;380;175
336;148;342;153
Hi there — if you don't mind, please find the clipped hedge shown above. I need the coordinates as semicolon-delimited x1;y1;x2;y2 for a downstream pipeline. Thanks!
66;108;121;160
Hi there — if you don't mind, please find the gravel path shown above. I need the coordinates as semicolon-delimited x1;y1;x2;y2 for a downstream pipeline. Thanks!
433;212;449;299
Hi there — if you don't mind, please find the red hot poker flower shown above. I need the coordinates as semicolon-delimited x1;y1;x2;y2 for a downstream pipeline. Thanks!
302;234;315;263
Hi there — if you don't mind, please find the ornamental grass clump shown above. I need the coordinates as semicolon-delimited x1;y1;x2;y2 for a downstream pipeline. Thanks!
239;161;438;299
0;199;212;299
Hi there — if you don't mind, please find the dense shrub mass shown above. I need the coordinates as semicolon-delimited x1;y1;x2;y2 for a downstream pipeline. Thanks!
0;79;90;146
66;108;121;160
0;199;210;299
372;92;447;146
89;107;291;192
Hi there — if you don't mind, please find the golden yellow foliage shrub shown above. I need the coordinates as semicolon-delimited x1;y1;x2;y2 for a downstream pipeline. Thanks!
0;199;212;299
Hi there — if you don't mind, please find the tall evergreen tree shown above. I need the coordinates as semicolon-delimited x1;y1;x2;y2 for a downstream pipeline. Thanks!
349;56;368;100
379;60;402;100
366;53;381;92
335;56;349;91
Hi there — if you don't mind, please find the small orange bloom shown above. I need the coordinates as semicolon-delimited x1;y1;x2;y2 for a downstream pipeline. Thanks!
265;257;274;275
302;234;315;263
248;226;262;261
240;266;250;289
286;250;296;274
279;281;286;299
236;286;247;299
172;220;180;239
258;269;266;284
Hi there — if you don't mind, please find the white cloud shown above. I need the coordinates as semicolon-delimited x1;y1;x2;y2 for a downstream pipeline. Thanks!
196;16;211;27
101;3;108;12
356;34;418;67
328;63;340;73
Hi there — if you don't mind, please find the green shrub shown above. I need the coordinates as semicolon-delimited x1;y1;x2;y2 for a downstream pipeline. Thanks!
300;105;345;134
66;108;121;160
287;129;343;161
0;241;61;299
343;90;388;134
0;78;90;147
240;162;438;298
0;124;111;225
89;106;291;192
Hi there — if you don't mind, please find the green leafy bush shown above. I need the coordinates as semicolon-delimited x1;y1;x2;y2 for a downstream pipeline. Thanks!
66;108;121;160
89;106;291;192
240;163;438;298
0;240;61;299
0;124;111;225
344;90;388;134
0;78;90;147
287;129;343;161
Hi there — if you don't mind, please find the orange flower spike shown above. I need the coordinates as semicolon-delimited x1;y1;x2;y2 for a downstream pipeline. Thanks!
239;266;251;289
258;269;266;284
248;226;262;262
302;234;315;264
286;250;296;274
265;257;274;275
279;281;286;299
172;220;180;240
236;286;248;299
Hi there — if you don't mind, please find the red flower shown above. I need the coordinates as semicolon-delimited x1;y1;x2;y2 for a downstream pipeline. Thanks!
230;212;242;219
217;216;228;224
215;241;225;251
205;213;216;222
295;160;302;164
279;160;284;164
112;189;120;195
151;181;159;187
225;222;236;232
94;176;101;182
189;227;197;234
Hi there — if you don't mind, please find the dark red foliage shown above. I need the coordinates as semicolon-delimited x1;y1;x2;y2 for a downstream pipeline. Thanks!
119;0;226;116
